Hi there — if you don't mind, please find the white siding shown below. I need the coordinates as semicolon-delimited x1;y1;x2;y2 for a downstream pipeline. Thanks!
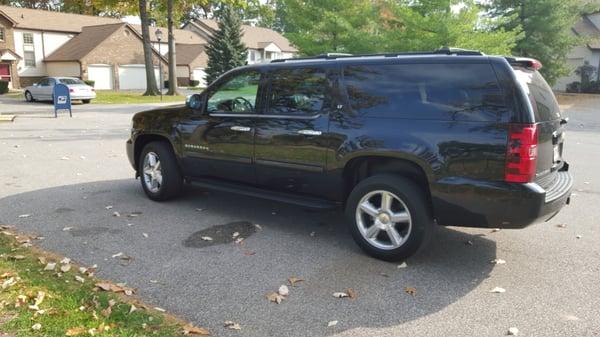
152;42;169;55
46;62;80;77
14;29;73;77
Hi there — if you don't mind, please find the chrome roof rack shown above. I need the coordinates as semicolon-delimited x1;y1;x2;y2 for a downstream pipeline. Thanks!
271;47;484;63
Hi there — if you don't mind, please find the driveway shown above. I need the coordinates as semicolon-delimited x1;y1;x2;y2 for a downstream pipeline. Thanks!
0;98;599;337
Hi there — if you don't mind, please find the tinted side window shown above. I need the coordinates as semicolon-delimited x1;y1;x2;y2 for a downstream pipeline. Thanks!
268;67;328;116
207;71;261;114
342;63;508;121
513;67;561;122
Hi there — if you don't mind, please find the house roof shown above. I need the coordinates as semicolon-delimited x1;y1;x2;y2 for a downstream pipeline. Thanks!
44;23;167;63
0;5;120;32
0;49;22;60
176;44;205;65
130;25;207;45
573;15;600;50
194;19;297;52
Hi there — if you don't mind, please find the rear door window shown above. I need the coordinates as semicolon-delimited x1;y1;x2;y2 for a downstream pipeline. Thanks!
341;63;508;121
512;67;561;122
267;67;329;116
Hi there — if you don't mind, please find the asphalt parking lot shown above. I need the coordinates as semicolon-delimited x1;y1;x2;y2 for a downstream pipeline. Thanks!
1;95;599;337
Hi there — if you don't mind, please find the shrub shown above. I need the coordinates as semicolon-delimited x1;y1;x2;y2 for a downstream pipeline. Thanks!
189;80;200;87
566;81;580;93
83;80;95;87
0;81;8;94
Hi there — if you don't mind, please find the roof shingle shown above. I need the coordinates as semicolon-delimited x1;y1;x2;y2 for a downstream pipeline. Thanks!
0;5;120;32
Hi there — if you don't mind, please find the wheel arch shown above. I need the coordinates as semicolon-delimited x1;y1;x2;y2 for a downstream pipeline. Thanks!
341;155;433;209
133;133;178;173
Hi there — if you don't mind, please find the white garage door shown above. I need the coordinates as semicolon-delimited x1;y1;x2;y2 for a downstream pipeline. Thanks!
192;68;207;87
87;64;113;90
118;65;160;90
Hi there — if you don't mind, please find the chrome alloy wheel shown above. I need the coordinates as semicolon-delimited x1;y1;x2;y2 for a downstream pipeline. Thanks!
355;190;412;250
142;152;163;193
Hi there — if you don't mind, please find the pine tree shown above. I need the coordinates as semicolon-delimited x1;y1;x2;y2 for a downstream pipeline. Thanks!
486;0;586;85
205;7;248;85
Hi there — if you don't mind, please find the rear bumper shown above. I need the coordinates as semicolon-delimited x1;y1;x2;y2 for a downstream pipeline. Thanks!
432;165;573;229
71;93;96;100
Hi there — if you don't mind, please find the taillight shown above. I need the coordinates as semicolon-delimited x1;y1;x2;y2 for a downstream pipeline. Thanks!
91;88;95;92
505;124;538;183
69;88;74;93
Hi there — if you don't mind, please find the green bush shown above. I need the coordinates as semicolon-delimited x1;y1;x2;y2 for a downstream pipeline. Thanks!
0;81;9;94
189;80;200;87
84;80;95;87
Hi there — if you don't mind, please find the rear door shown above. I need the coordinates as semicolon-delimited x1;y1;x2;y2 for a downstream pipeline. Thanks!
253;66;334;197
513;66;564;188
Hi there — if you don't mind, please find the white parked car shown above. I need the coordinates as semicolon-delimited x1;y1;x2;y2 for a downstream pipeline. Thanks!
24;77;96;103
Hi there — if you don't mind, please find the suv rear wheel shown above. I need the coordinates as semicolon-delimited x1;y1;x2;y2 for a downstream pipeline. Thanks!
346;175;432;261
139;141;183;201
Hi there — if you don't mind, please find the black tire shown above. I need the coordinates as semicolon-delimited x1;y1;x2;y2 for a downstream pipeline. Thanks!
24;91;34;102
138;141;183;201
82;99;91;104
345;174;432;261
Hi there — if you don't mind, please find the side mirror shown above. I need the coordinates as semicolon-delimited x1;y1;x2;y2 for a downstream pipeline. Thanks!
185;94;204;111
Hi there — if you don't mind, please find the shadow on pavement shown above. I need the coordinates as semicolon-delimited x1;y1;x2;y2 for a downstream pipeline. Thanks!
0;179;497;337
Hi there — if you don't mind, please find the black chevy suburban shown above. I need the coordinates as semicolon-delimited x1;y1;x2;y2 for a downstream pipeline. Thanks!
126;48;573;261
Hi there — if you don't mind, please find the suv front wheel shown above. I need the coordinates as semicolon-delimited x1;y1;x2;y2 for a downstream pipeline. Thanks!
346;175;432;261
139;141;183;201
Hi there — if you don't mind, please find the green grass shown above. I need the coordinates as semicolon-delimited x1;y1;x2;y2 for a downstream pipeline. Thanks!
92;91;186;104
0;232;208;336
1;91;24;99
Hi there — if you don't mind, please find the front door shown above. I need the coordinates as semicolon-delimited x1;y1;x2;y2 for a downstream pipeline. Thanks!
254;66;334;197
179;69;263;185
0;63;10;84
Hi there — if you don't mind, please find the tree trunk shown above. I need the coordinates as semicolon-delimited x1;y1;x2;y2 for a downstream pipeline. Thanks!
139;0;159;96
166;0;178;95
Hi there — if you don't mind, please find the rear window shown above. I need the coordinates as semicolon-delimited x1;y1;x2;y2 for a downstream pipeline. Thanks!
59;78;85;85
512;67;561;122
341;63;508;121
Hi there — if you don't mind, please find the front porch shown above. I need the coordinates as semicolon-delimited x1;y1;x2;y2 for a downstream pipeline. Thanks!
0;49;22;89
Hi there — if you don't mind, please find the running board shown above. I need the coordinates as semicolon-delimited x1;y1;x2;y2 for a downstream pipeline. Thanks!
188;178;339;209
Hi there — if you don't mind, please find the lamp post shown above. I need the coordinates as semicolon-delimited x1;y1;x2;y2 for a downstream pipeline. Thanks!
155;28;163;101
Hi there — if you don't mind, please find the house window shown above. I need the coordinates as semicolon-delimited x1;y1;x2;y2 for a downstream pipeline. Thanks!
0;28;5;41
24;51;36;67
23;33;34;45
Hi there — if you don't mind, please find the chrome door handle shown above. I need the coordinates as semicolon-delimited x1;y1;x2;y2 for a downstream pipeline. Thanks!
298;129;322;136
230;126;252;132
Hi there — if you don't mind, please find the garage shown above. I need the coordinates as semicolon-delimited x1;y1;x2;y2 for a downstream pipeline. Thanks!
192;68;207;87
87;64;113;90
118;65;159;90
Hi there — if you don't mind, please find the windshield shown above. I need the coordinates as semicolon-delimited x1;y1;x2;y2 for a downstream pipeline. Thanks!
513;67;561;122
59;78;85;85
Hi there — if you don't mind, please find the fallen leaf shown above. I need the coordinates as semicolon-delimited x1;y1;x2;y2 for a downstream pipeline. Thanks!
464;240;474;246
346;288;357;299
105;206;113;210
288;277;304;286
75;275;85;283
60;257;71;264
33;291;45;307
61;156;70;160
327;320;338;327
18;214;31;218
266;292;284;304
142;233;148;238
183;323;210;335
491;228;501;232
111;252;123;258
309;231;316;237
397;262;408;269
278;285;289;296
232;232;240;239
234;237;244;244
38;257;47;264
490;287;506;293
128;304;137;314
1;277;17;289
254;224;262;230
332;292;349;298
491;259;506;264
44;262;57;271
576;235;582;239
61;264;72;273
508;327;519;335
195;208;203;212
63;227;73;231
154;307;166;312
223;321;241;330
405;287;417;297
200;236;213;242
112;212;121;217
9;255;25;260
556;224;567;228
32;323;42;331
